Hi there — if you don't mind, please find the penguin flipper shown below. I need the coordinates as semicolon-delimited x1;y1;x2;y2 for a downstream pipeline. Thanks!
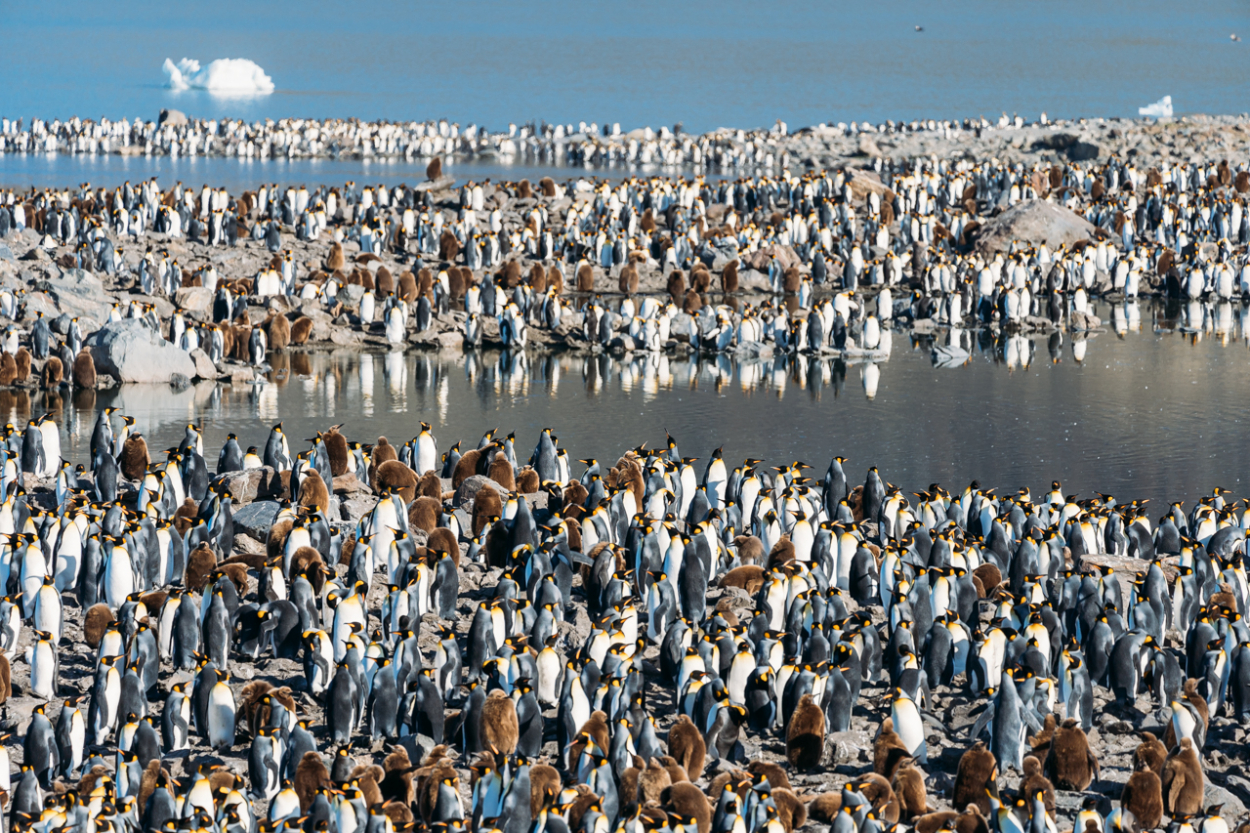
969;706;993;740
1020;705;1042;734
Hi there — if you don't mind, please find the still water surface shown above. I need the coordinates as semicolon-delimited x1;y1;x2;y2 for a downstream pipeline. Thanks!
2;1;1248;131
18;299;1250;510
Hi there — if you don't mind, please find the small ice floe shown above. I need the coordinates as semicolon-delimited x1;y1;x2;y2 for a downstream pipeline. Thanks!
1138;95;1173;118
162;58;275;96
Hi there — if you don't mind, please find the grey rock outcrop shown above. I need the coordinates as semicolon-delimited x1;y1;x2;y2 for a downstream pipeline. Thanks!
85;319;196;384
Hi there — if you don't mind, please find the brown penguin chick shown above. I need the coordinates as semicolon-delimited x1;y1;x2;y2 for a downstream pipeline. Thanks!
767;537;797;568
398;271;418;303
1029;713;1057;767
417;470;442;499
1019;755;1055;814
914;811;961;833
874;717;911;780
786;693;825;771
745;760;792;791
480;689;519;754
563;480;589;508
516;466;540;494
0;353;16;385
379;746;415;805
1161;737;1204;817
427;528;460;567
806;792;843;823
1120;759;1163;831
733;535;766;564
289;546;325;582
210;564;250;598
851;773;899;823
41;356;63;389
321;426;348;477
717;565;767;595
638;757;672;806
0;653;10;704
13;348;30;382
439;230;461;262
547;265;564;294
72;349;96;389
373;460;418;503
682;288;703;314
577;710;611;752
529;763;561;814
619;264;639;294
722;260;740;293
375;267;396;296
667;270;686;299
369;436;398;473
326;241;345;271
488;456;516;491
447;267;467;302
1045;718;1098;791
238;680;274;733
668;714;708;780
407;496;441;535
771;788;808;833
955;806;990;833
266;313;291;350
381;799;413;825
297;470;330;509
119;433;150;481
294;751;330;811
783;266;802;293
1134;731;1168;775
565;785;599;829
618;765;642;815
451;447;483;489
416;761;458;824
892;757;928;821
426;157;443;181
662;782;711;833
1163;678;1210;750
136;758;170;811
657;755;690;784
184;542;217;592
502;260;523;289
952;740;996;816
172;496;199;536
83;603;113;648
472;483;503;536
691;267;711;293
77;763;109;795
289;316;313;345
972;563;1001;594
267;518;293;560
576;262;594;292
349;763;385;808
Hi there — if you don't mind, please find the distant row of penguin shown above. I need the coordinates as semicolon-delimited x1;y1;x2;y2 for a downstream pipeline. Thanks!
0;112;1084;169
0;410;1246;833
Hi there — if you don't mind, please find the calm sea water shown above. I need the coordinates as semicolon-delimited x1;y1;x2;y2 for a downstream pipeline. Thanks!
21;299;1250;510
2;1;1248;134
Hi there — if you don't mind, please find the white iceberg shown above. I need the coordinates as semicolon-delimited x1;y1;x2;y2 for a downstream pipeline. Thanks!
162;58;275;96
1138;95;1172;118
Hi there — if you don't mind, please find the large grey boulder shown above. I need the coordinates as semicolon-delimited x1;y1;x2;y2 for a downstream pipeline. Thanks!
972;199;1102;254
232;500;281;540
34;269;114;321
85;319;195;384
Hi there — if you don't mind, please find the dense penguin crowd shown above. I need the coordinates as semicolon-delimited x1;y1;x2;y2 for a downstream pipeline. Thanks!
0;412;1243;833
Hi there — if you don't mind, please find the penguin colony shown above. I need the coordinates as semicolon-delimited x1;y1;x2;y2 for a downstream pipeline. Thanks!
4;113;1250;174
0;412;1247;833
2;144;1250;377
0;113;1096;169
